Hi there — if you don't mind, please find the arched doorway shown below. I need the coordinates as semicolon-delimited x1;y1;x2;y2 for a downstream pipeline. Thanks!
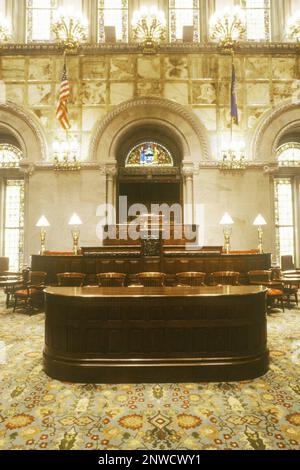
89;97;211;225
116;123;183;222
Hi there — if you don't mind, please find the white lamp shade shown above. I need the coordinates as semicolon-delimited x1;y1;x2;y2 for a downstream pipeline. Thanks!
36;215;50;228
69;213;83;226
253;214;267;226
220;212;234;225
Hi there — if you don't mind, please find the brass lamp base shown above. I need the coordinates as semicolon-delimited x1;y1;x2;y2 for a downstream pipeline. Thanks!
40;229;46;256
258;227;264;254
223;229;232;255
72;229;80;256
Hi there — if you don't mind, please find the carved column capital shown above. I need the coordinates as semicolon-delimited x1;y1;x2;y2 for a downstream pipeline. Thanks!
105;162;118;178
182;162;195;179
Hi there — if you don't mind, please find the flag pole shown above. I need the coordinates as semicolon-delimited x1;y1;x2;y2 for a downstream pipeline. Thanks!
231;49;234;145
63;49;69;143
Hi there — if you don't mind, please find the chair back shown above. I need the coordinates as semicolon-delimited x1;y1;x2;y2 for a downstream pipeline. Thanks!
248;270;271;283
281;255;295;271
29;271;47;286
57;272;86;287
97;273;126;287
136;272;166;287
0;257;9;274
176;272;206;287
212;271;240;286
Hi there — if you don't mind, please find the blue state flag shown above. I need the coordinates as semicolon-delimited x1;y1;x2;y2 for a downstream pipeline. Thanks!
231;64;239;125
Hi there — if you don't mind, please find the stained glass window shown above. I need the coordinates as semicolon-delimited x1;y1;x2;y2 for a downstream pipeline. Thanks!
4;180;25;272
26;0;58;42
98;0;128;43
274;178;295;263
242;0;271;41
126;143;174;168
169;0;200;42
277;143;300;167
0;144;22;168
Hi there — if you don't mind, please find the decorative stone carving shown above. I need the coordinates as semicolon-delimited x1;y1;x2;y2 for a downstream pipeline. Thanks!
251;99;300;161
182;162;195;178
0;101;47;162
89;97;211;163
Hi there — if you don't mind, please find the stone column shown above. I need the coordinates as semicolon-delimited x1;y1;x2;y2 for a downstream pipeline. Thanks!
182;163;195;225
105;163;118;225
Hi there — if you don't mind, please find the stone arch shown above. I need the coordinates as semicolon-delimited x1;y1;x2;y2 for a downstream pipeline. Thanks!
89;97;211;164
251;99;300;162
0;101;48;162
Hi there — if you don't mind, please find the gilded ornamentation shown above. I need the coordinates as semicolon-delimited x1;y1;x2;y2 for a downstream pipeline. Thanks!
52;10;88;49
210;6;246;53
132;7;166;53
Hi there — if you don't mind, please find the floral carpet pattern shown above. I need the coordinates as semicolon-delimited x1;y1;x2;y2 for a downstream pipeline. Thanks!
0;293;299;451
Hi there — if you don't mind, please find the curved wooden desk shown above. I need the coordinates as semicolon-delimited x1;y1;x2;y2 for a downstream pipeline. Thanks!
44;286;269;383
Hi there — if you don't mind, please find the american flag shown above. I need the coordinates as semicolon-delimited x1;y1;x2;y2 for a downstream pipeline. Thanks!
56;63;71;130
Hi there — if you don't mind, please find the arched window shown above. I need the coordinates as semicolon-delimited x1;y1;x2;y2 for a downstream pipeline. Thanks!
274;178;295;263
277;143;300;167
125;142;174;168
169;0;200;42
0;143;24;271
274;142;300;265
0;143;23;168
242;0;271;41
98;0;129;42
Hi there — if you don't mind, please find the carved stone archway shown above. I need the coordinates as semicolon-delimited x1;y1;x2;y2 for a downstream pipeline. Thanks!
89;97;211;164
0;101;48;163
251;99;300;162
89;97;211;224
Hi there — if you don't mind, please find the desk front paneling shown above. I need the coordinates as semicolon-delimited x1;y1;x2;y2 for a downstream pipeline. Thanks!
32;253;272;285
43;286;269;383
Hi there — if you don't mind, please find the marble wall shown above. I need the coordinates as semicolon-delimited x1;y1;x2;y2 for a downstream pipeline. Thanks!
0;50;298;260
0;51;297;161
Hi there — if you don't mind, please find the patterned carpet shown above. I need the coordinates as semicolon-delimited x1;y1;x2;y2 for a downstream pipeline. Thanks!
0;293;299;451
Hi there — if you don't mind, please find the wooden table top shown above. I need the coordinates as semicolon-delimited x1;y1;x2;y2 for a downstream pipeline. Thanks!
281;277;300;282
44;286;266;299
0;279;22;287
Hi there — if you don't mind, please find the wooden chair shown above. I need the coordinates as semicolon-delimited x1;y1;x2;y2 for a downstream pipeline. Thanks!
97;273;126;287
248;270;285;312
0;257;9;274
13;271;47;313
272;268;299;308
212;271;240;286
57;273;86;287
281;255;297;271
176;272;206;287
136;272;166;287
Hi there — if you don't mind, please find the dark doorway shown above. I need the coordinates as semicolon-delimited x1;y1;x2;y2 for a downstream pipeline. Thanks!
118;181;181;221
